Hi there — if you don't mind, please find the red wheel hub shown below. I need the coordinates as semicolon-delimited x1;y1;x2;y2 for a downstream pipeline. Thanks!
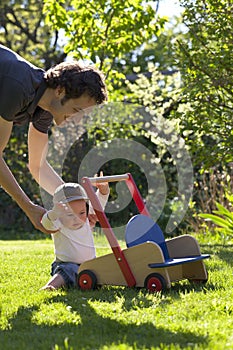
79;273;93;290
147;276;163;292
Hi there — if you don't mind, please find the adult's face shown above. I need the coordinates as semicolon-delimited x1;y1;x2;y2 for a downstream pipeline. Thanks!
49;88;96;126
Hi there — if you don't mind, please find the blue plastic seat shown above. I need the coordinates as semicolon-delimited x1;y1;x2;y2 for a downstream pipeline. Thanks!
125;214;170;260
125;214;209;268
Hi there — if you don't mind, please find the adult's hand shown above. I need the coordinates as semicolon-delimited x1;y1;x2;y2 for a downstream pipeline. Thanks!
24;203;54;234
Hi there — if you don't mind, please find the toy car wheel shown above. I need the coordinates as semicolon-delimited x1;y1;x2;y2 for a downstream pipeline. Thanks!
144;273;167;293
77;270;97;290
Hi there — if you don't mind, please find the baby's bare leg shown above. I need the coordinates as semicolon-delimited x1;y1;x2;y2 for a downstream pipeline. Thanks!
40;273;65;290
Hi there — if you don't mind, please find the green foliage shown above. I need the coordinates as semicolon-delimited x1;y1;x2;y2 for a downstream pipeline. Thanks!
126;63;182;120
125;64;194;233
200;199;233;237
184;165;233;233
43;0;166;97
0;0;66;68
2;0;232;237
175;0;233;166
114;16;184;75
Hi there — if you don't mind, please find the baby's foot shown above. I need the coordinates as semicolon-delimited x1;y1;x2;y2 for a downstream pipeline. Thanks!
40;285;56;291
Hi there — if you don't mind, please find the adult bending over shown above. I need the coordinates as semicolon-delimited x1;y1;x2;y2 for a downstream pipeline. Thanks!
0;45;108;233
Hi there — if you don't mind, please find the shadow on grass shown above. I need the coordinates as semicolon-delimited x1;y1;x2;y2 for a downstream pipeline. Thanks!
201;244;233;267
0;288;209;350
213;248;233;267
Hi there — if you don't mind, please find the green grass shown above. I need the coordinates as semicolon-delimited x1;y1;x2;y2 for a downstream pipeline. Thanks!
0;232;233;350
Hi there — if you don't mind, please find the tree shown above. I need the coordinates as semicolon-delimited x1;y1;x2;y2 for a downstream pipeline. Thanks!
113;16;184;76
43;0;166;98
175;0;233;166
0;0;66;68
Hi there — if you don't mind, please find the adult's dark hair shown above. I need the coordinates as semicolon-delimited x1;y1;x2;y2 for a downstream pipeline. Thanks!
44;61;108;105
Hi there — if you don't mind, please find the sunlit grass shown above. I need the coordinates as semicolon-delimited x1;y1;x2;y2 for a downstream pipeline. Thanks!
0;233;233;350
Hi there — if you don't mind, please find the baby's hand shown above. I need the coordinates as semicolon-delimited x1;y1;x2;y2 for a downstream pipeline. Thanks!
88;213;98;229
48;203;68;221
94;171;109;195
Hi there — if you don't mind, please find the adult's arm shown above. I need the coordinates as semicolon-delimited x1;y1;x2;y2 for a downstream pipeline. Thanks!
0;116;50;233
27;123;64;195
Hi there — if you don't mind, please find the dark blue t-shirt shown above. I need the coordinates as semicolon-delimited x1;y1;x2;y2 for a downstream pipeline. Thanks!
0;45;53;133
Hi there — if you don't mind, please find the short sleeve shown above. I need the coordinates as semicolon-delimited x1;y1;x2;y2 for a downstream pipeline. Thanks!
41;211;61;231
32;107;53;134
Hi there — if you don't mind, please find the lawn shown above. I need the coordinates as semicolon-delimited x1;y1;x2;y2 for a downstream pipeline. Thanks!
0;232;233;350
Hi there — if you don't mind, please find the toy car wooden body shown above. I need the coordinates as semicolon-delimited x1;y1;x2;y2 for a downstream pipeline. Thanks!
78;173;209;292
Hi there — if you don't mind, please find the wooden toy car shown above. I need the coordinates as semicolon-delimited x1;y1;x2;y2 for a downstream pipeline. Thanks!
77;173;209;292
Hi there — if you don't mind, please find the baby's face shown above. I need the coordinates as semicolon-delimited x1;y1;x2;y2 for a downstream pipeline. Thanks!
59;199;87;230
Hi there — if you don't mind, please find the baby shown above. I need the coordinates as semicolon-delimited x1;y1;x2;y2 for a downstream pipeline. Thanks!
41;175;109;290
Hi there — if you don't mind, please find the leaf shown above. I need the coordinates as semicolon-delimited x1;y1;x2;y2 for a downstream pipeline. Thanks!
212;210;233;224
215;202;232;215
199;213;233;229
